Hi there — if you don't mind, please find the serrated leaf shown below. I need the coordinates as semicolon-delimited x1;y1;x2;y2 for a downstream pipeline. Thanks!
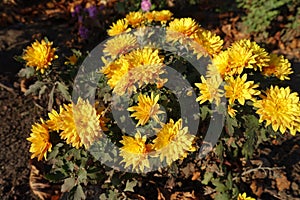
77;168;87;183
200;105;211;120
201;172;214;185
108;189;119;200
74;184;86;200
61;177;76;192
214;193;230;200
226;117;238;136
124;180;137;192
212;179;226;193
56;81;71;101
18;67;35;78
44;171;67;182
24;81;44;96
99;193;107;200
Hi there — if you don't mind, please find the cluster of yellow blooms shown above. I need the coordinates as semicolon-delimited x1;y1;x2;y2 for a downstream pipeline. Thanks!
27;98;108;161
25;9;299;173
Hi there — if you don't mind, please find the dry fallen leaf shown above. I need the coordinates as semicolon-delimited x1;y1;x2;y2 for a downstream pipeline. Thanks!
276;174;291;191
250;180;263;197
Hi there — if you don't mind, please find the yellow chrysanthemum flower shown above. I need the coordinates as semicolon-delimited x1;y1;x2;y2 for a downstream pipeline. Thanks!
125;11;145;27
227;40;257;74
120;132;152;172
113;60;167;95
237;193;255;200
27;119;52;161
238;39;270;71
262;54;293;80
191;29;223;57
103;33;137;59
128;92;164;126
153;119;195;166
107;19;131;36
144;12;155;23
227;105;237;118
166;18;199;43
22;39;58;74
64;54;78;65
153;10;173;23
101;48;165;94
212;50;232;78
59;98;103;149
195;75;224;106
224;74;260;105
46;108;63;131
253;86;300;135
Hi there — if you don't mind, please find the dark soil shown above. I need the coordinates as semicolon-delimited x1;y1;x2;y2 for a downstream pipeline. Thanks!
0;1;300;200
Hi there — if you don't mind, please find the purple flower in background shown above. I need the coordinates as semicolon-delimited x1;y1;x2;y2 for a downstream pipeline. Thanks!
74;5;82;14
79;26;89;39
78;15;83;23
86;6;98;18
141;0;151;12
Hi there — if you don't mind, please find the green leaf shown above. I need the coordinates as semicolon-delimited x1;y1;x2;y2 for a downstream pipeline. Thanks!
24;81;44;96
124;180;137;192
200;105;211;120
74;184;86;200
56;81;71;101
44;171;67;182
99;193;107;200
18;67;35;78
77;168;87;183
61;177;76;192
108;189;119;200
201;172;214;185
214;193;230;200
226;117;238;136
212;178;226;193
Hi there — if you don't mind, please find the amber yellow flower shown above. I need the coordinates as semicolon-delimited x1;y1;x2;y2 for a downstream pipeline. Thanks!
191;29;223;57
103;33;137;59
95;101;109;132
153;119;195;166
120;132;152;172
227;105;237;118
262;54;293;80
107;19;131;36
125;11;145;27
153;10;173;23
22;39;58;74
102;48;165;94
238;39;270;71
237;193;256;200
128;92;164;126
224;74;260;105
166;18;199;43
27;119;52;161
212;50;232;78
64;54;78;65
58;98;103;149
253;86;300;135
195;75;224;105
46;108;63;131
227;41;257;74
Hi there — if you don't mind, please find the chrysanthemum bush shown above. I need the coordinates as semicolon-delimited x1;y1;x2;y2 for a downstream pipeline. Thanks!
19;9;299;200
